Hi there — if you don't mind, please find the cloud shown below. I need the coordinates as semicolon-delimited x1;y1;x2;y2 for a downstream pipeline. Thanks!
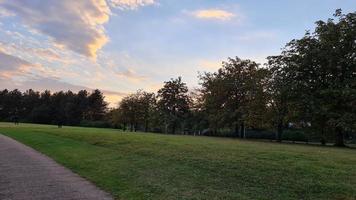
0;51;31;71
0;41;61;62
0;49;77;82
108;0;156;10
192;9;235;21
0;7;13;17
115;68;147;83
0;0;110;59
0;50;36;78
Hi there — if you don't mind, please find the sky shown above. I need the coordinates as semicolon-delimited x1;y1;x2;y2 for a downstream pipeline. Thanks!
0;0;354;106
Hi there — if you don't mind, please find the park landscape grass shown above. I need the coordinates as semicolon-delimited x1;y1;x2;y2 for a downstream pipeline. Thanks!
1;122;356;200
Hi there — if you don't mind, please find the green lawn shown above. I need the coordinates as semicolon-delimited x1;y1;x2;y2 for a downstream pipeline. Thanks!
1;122;356;200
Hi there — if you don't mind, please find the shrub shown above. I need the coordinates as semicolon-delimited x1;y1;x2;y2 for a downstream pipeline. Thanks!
80;120;111;128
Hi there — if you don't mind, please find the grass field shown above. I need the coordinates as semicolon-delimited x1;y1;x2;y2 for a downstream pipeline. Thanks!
1;122;356;200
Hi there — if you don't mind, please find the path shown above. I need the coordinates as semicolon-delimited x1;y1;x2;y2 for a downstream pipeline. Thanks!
0;134;113;200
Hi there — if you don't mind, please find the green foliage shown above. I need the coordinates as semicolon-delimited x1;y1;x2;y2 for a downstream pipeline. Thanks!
269;10;356;146
113;90;156;131
199;57;268;136
0;89;108;127
157;77;191;134
87;89;108;121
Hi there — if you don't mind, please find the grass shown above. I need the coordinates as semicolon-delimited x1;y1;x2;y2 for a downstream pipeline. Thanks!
1;122;356;200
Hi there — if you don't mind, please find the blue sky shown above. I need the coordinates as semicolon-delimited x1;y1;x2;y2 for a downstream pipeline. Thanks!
0;0;354;105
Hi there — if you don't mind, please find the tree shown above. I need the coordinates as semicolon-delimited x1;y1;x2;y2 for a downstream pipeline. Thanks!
0;89;109;127
273;10;356;146
266;55;294;142
117;92;141;131
157;77;190;134
116;90;156;132
6;89;22;122
51;91;66;126
87;89;108;121
0;89;9;120
77;90;89;121
22;89;40;121
187;89;208;135
138;91;156;132
199;57;268;137
33;90;52;124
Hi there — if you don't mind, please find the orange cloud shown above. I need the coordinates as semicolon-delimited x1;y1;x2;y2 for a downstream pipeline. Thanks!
192;9;235;21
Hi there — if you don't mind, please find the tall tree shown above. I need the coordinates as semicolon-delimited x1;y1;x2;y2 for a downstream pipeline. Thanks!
157;77;190;134
22;89;40;121
199;57;267;137
87;89;108;121
0;89;9;120
117;92;140;131
33;90;52;124
6;89;22;122
266;55;294;142
138;91;156;132
51;91;66;126
274;10;356;146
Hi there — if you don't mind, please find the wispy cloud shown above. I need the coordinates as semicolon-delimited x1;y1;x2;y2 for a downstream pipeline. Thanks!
0;0;110;59
115;68;147;83
108;0;156;10
0;41;61;62
0;48;77;82
0;50;36;78
191;9;235;21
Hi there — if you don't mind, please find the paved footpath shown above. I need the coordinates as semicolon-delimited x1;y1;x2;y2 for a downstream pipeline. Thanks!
0;134;113;200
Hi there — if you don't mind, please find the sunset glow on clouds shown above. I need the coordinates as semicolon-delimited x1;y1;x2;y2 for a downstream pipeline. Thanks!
0;50;34;78
0;0;110;59
192;9;235;21
0;0;353;106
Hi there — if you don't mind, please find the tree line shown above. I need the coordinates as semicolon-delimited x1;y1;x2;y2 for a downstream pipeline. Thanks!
0;10;355;146
0;89;107;126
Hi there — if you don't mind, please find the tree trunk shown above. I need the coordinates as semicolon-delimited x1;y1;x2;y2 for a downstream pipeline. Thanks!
172;122;176;134
130;123;133;132
320;138;326;146
134;122;138;132
164;123;168;134
144;120;148;132
320;126;326;146
234;123;239;137
240;122;245;138
335;127;345;147
277;122;283;142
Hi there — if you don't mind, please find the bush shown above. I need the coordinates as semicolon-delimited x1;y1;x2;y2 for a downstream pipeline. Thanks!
282;129;308;142
246;129;276;140
79;120;111;128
